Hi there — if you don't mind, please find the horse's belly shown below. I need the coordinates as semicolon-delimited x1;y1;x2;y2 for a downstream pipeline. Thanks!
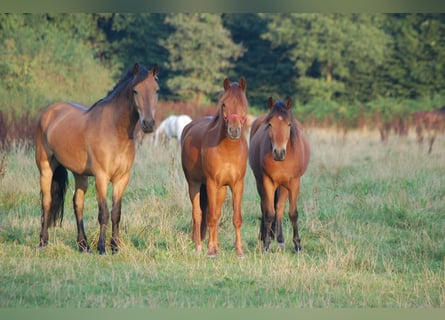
53;148;91;175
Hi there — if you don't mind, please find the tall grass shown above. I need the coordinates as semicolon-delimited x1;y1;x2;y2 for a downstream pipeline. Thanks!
0;129;443;307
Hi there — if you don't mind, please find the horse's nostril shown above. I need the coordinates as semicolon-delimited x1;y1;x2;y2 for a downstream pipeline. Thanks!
142;119;155;133
273;148;286;161
228;126;241;139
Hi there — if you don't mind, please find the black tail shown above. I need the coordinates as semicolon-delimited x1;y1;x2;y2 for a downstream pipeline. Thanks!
48;165;68;227
199;184;208;240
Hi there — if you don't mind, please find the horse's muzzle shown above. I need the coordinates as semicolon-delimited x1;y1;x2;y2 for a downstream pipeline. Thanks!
141;118;155;133
273;148;286;161
227;126;241;140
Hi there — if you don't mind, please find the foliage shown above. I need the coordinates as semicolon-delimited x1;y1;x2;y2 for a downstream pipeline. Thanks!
0;13;113;117
1;13;445;131
261;13;393;104
160;13;245;104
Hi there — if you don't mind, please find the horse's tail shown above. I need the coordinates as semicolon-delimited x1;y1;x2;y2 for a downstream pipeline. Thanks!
199;184;208;240
48;165;68;227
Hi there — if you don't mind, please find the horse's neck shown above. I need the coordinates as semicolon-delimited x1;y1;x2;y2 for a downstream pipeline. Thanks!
91;97;138;139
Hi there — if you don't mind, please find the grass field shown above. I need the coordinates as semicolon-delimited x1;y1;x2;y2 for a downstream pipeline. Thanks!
0;128;444;307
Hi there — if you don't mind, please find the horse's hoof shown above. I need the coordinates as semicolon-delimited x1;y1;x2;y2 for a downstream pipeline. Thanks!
38;240;47;249
277;242;285;249
294;245;303;253
78;240;91;253
79;247;92;254
207;248;217;258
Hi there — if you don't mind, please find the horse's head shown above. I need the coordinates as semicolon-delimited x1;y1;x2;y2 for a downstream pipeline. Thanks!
220;77;248;140
132;63;160;133
266;97;294;161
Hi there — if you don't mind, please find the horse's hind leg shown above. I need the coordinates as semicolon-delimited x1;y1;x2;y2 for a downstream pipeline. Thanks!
428;133;436;154
38;163;54;248
188;183;204;253
73;174;90;253
110;174;130;253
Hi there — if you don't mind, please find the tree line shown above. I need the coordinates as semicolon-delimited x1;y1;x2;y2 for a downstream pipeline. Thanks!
1;13;445;127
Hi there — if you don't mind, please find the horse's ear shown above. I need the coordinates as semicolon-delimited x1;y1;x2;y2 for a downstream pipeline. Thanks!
133;63;140;75
267;97;274;110
152;64;159;76
239;77;246;91
223;78;230;91
285;97;292;110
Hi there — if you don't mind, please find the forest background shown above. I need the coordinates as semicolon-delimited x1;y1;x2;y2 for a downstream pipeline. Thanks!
1;13;445;144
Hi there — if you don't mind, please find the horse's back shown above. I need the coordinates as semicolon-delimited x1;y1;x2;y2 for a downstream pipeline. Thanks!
296;125;310;175
249;114;267;140
38;102;87;132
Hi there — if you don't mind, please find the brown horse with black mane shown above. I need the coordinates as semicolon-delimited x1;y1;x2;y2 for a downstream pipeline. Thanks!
35;63;159;254
181;77;249;258
249;97;310;253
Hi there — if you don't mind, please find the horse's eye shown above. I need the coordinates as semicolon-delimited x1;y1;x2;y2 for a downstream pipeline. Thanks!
133;89;138;95
288;123;291;127
266;123;271;129
222;103;226;109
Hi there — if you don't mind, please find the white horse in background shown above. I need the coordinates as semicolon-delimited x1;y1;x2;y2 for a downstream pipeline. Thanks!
154;114;192;146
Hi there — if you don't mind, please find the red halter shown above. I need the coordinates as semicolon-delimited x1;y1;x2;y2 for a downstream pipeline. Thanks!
224;113;246;124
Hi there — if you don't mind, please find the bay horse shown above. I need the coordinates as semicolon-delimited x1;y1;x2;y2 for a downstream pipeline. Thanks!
181;77;249;258
249;97;310;253
35;63;160;254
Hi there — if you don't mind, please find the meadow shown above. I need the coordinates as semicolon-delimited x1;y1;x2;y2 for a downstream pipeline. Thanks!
0;128;443;307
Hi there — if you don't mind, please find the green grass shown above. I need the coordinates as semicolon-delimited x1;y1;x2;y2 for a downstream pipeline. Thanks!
0;129;444;307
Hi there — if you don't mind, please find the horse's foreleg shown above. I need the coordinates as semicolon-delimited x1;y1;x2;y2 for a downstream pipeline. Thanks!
110;175;130;254
73;174;90;253
261;179;276;252
288;180;302;253
95;175;110;254
206;182;226;258
231;181;245;258
275;187;288;248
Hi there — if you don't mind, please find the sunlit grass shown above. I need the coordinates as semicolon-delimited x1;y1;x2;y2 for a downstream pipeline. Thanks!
0;128;444;307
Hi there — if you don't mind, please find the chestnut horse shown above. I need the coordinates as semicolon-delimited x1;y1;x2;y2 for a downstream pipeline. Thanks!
249;97;310;252
181;77;249;258
35;63;159;254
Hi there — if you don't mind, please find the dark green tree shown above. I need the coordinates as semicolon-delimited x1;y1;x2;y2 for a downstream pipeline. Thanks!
222;13;297;108
97;13;171;78
261;13;392;104
160;13;245;104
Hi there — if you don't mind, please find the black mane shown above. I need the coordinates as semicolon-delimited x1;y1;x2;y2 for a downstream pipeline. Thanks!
89;64;150;110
